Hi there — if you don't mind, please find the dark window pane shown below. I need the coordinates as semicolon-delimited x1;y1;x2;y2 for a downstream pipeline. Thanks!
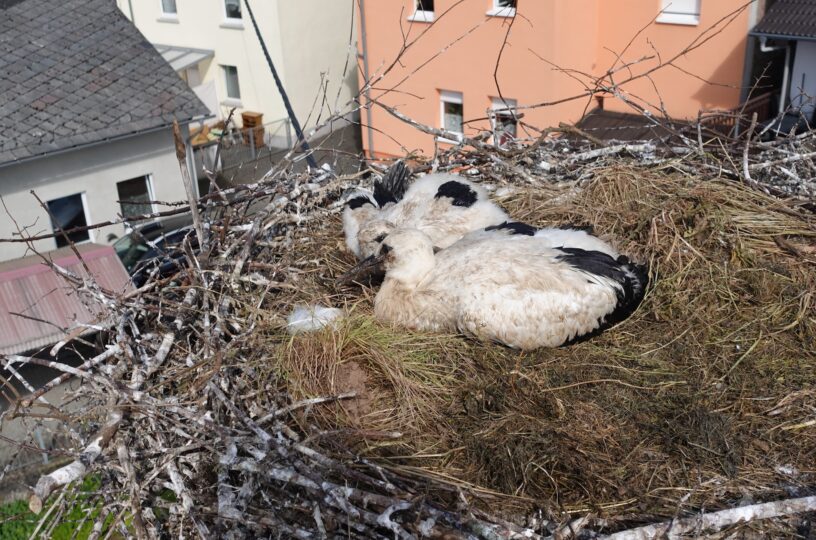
225;0;241;19
161;0;177;14
117;176;152;219
417;0;433;11
443;101;463;133
497;0;516;7
223;65;241;99
47;194;89;247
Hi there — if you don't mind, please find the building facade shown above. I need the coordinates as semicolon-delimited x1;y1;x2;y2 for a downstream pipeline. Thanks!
357;0;762;158
116;0;359;140
0;0;209;261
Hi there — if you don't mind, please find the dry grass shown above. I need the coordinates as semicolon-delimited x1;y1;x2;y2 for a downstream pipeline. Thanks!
238;166;816;522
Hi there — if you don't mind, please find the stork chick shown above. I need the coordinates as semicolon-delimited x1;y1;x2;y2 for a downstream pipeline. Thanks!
355;229;647;349
344;173;509;259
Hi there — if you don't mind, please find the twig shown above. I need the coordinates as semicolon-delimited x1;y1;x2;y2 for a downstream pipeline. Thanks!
604;496;816;539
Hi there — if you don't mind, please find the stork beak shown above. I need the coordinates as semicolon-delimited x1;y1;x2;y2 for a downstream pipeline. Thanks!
337;253;386;286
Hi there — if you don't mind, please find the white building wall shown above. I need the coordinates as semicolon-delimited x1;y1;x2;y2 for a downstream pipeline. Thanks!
0;129;188;261
275;1;360;135
116;0;358;134
790;40;816;117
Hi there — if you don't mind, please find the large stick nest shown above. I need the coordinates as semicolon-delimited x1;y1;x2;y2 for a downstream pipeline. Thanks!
7;132;816;538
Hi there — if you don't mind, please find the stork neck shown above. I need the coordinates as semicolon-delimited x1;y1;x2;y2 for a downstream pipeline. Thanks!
385;251;435;288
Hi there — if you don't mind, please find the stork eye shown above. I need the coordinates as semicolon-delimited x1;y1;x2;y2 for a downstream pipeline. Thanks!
374;233;387;243
380;244;393;256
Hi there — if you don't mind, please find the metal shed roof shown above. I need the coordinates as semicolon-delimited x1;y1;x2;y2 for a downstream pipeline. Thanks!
154;44;215;73
0;244;130;355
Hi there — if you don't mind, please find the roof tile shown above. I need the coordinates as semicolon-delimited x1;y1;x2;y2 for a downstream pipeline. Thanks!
0;0;209;167
752;0;816;40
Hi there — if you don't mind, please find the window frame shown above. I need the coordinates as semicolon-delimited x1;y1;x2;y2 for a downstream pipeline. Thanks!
656;0;700;26
487;0;516;18
46;192;93;247
490;97;518;147
408;0;434;23
117;175;156;222
222;0;244;27
221;64;242;106
439;90;464;144
158;0;178;21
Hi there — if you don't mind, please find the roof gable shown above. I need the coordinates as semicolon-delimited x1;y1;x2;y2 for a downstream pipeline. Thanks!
0;0;210;167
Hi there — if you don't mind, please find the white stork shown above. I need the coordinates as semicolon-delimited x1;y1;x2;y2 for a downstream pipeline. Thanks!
347;228;648;349
343;169;509;259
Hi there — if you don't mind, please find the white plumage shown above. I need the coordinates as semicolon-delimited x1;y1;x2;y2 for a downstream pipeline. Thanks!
286;304;344;335
358;228;647;349
343;173;509;259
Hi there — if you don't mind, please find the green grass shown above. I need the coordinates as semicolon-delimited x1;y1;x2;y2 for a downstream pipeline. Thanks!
0;475;106;540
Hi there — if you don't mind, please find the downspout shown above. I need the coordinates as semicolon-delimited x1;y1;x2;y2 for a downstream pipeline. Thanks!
126;0;135;22
358;0;376;158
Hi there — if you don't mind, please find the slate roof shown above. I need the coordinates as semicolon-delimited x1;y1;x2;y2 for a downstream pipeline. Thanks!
751;0;816;41
0;0;210;167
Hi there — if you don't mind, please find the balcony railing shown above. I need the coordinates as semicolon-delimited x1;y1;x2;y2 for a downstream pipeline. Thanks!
699;91;774;137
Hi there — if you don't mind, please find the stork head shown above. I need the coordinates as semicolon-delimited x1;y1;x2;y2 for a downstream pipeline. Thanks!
342;193;378;258
375;229;436;286
338;228;435;287
357;219;396;259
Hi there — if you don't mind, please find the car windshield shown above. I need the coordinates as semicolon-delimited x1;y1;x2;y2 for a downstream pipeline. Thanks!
114;231;152;272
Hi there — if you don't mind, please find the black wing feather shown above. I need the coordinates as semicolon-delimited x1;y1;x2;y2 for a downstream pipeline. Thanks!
555;247;649;345
373;161;410;206
435;180;478;207
485;221;537;236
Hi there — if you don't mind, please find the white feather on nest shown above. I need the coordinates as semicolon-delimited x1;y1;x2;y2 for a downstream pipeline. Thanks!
286;304;344;335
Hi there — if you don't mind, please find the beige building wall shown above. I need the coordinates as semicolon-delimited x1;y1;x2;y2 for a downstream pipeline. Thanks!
116;0;358;134
0;130;187;260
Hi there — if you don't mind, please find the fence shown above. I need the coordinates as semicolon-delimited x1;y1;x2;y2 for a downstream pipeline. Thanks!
700;91;774;137
192;117;294;186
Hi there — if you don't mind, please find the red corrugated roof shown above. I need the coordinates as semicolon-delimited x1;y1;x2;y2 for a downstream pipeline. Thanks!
0;244;130;355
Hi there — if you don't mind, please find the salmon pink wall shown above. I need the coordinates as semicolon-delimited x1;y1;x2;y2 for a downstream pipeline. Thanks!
597;1;751;119
358;0;752;158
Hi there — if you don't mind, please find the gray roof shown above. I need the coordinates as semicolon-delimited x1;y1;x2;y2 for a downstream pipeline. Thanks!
751;0;816;41
0;0;210;167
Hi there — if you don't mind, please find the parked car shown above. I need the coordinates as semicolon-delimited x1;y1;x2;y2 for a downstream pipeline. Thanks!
129;226;198;287
113;214;193;273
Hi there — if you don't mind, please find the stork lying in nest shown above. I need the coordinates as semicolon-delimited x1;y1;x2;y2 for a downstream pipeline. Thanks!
339;163;648;348
344;225;647;349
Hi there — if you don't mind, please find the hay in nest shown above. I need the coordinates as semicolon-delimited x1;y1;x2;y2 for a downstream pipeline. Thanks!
10;141;816;538
266;166;816;520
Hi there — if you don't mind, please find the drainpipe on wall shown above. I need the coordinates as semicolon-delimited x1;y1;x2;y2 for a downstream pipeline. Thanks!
126;0;135;22
358;0;376;158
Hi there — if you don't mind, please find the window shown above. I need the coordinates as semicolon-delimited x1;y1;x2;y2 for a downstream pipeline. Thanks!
224;0;242;20
657;0;700;25
47;193;90;247
160;0;177;15
222;65;241;101
491;97;517;147
117;176;154;220
440;90;464;142
488;0;516;17
408;0;434;22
